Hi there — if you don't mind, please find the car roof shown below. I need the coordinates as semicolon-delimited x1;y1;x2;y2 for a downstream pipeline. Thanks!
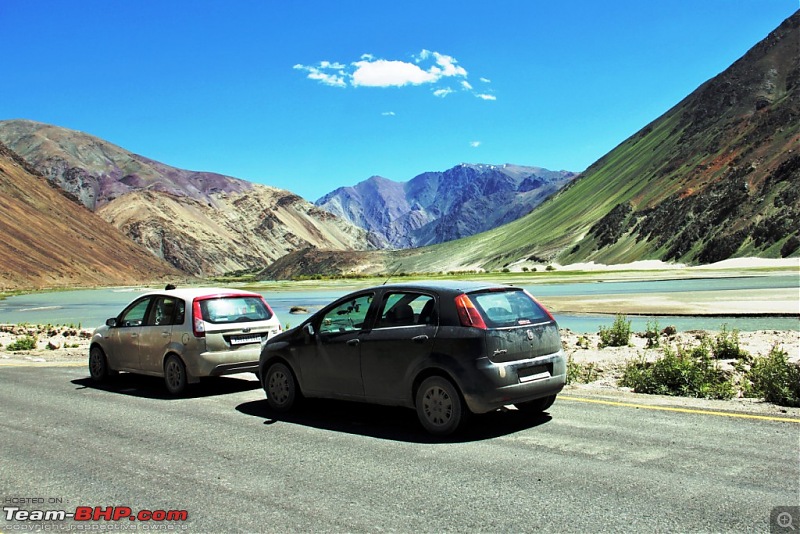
138;287;263;301
376;280;517;294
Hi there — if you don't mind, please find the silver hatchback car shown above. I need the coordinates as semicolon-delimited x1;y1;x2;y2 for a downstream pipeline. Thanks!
89;287;282;394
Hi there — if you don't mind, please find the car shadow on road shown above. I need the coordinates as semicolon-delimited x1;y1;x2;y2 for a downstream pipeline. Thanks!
72;373;261;400
236;398;552;443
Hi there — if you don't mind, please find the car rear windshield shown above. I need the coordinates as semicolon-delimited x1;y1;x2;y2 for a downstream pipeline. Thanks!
199;296;273;324
469;290;550;328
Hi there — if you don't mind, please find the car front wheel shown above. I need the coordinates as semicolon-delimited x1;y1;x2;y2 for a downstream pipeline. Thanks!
164;354;188;395
89;345;112;382
415;376;467;436
263;362;298;412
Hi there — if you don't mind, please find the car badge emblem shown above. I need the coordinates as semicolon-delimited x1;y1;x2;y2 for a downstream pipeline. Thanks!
526;330;534;340
242;328;251;333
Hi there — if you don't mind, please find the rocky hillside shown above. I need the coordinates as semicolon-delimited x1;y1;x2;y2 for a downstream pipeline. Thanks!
267;11;800;277
316;164;576;248
98;186;370;277
0;120;376;277
0;141;181;290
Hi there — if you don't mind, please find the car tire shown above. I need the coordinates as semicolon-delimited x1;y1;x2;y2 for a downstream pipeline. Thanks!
415;376;466;436
264;362;298;412
164;354;188;395
89;345;112;382
515;394;557;414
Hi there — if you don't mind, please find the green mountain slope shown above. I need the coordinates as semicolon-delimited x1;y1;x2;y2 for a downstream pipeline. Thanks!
389;10;799;273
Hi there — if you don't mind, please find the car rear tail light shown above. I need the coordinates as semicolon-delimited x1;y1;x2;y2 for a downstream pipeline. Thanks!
523;290;555;321
455;294;487;329
192;299;206;338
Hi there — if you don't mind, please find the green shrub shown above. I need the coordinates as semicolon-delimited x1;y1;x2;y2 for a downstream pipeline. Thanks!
745;345;800;407
620;343;735;400
599;314;632;347
566;355;599;385
644;320;660;348
566;355;581;385
711;324;747;359
7;335;37;351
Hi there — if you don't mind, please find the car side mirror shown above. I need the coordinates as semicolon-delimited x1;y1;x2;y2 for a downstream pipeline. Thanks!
303;323;315;338
106;318;118;327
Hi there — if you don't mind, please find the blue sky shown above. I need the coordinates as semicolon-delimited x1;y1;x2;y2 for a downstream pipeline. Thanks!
1;1;797;201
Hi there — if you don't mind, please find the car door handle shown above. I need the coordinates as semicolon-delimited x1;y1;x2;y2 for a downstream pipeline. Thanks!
412;335;429;343
346;339;360;346
161;331;170;337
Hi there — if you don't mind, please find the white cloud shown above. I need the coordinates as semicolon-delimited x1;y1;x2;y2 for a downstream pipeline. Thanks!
470;141;481;148
352;59;438;87
479;77;491;83
295;50;493;100
382;111;396;116
293;63;347;88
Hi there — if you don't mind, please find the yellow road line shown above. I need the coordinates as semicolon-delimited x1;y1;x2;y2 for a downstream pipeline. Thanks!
560;395;800;423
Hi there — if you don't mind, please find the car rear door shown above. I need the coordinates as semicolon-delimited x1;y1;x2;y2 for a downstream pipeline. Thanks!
138;296;181;373
197;295;279;354
360;291;438;402
470;289;561;370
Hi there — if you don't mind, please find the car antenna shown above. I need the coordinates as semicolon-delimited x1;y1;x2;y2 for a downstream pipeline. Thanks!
382;264;401;285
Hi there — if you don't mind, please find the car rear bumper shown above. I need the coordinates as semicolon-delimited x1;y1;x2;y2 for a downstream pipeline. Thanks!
186;347;261;377
459;350;567;414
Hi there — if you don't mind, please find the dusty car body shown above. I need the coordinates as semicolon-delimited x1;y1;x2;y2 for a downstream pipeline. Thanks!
89;287;282;394
260;281;565;435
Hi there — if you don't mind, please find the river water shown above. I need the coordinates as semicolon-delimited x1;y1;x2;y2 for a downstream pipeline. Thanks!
0;276;797;334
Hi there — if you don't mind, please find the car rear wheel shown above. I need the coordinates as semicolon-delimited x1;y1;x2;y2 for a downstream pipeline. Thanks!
89;345;112;382
264;362;298;412
164;354;188;395
415;376;466;436
515;394;557;414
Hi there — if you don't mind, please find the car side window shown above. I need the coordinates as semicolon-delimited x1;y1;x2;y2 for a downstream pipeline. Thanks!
174;299;186;325
376;292;436;328
318;294;373;335
118;298;151;328
146;297;178;326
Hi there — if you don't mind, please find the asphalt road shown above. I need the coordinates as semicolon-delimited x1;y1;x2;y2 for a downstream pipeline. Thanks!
1;365;798;533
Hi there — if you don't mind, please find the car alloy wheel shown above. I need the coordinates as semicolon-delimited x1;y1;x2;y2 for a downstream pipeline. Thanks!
89;346;108;381
164;355;187;395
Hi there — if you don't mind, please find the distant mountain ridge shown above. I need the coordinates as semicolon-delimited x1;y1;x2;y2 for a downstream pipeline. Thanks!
0;120;254;211
0;120;375;277
315;164;577;248
262;11;800;278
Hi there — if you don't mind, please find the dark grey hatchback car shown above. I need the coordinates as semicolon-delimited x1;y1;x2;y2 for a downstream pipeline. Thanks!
259;281;566;436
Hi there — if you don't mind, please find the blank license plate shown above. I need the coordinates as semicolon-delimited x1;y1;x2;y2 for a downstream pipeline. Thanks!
230;334;262;345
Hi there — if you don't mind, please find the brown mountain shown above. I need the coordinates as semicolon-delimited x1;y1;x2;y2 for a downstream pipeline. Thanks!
0;120;375;277
0;141;181;291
